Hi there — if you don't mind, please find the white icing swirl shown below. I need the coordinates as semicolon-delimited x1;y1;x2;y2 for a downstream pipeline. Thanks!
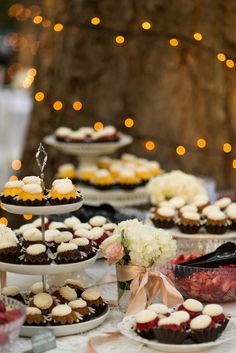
89;216;107;227
59;286;77;301
22;184;43;194
182;211;200;221
183;299;203;312
2;286;20;296
26;244;46;255
190;315;212;330
70;237;89;246
51;304;72;317
202;304;223;317
158;317;180;326
171;311;190;323
54;231;73;244
33;293;53;309
57;242;78;253
157;206;175;218
23;228;42;241
82;288;100;301
5;180;23;188
69;299;87;309
54;182;74;194
23;176;41;185
207;210;226;221
147;304;168;315
27;307;42;315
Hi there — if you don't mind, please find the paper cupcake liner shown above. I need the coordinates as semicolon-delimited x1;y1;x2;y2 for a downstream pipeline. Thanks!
54;249;81;264
178;224;201;234
16;199;47;206
89;303;108;317
91;184;116;191
229;222;236;230
219;318;229;332
153;327;188;344
23;254;52;265
24;318;47;326
48;196;82;205
0;195;17;205
190;326;222;343
136;328;156;340
151;218;175;229
205;224;228;234
6;294;25;304
0;249;20;263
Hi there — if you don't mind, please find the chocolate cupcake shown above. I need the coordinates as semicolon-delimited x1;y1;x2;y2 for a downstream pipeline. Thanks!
15;223;35;238
30;293;54;314
64;279;85;296
170;311;190;330
53;286;77;304
178;299;203;319
51;304;78;325
23;244;51;265
205;211;229;234
202;205;220;218
215;197;232;211
55;243;81;264
179;205;198;215
54;231;73;247
0;241;19;263
81;288;106;316
153;317;188;344
29;281;49;297
22;228;43;247
24;307;46;326
69;238;95;259
177;211;201;234
68;298;94;321
1;286;24;304
49;221;69;232
32;217;49;230
92;126;119;142
44;229;59;251
169;197;185;210
49;179;81;205
226;208;236;230
135;309;158;339
192;194;210;213
190;314;221;343
0;224;18;243
151;206;176;229
203;304;229;331
63;216;81;232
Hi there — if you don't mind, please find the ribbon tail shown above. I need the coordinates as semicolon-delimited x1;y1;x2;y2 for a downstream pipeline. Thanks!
126;271;149;315
159;272;183;307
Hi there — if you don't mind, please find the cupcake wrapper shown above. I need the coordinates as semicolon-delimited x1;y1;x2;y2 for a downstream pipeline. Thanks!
16;199;47;206
116;183;141;190
24;319;47;326
0;195;17;205
55;249;81;264
220;318;229;332
230;222;236;231
49;196;82;205
136;328;156;340
178;224;201;234
0;249;19;264
151;219;175;229
153;327;188;344
190;326;222;343
23;254;52;265
91;184;115;191
205;224;228;234
7;294;25;304
90;303;108;317
56;137;69;142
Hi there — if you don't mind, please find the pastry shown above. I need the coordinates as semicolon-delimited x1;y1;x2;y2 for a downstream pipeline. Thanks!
17;184;46;206
49;179;81;205
1;286;24;303
23;244;52;265
205;211;229;234
55;127;72;142
153;317;188;344
81;288;106;316
151;206;176;229
135;309;158;339
177;211;201;234
53;286;77;304
25;307;46;325
30;293;54;314
178;299;203;318
1;180;23;204
68;299;93;320
189;314;221;342
55;243;81;264
51;304;77;325
0;241;19;263
64;279;85;296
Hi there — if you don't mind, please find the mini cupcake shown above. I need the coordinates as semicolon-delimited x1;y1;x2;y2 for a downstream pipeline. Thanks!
89;216;107;227
22;228;43;247
68;130;88;143
215;197;232;211
1;286;24;303
70;238;95;258
49;221;68;232
226;208;236;230
190;314;221;343
205;211;229;234
22;176;42;185
24;307;46;326
23;244;52;265
0;224;18;243
54;231;73;245
44;229;60;251
74;228;92;239
32;217;49;230
117;169;141;190
98;156;112;169
90;169;114;190
135;309;158;339
147;304;169;318
64;279;85;296
169;197;185;210
68;299;93;321
51;304;78;325
54;126;72;142
29;281;49;297
30;292;54;314
89;227;108;246
55;243;81;264
17;184;46;206
177;211;201;234
64;216;81;232
56;164;78;182
102;223;117;238
153;317;187;344
0;241;19;263
170;311;190;330
49;179;81;205
1;180;23;204
78;166;97;185
81;288;106;316
178;299;203;318
151;206;176;229
136;166;152;184
15;223;35;237
179;205;198;215
192;194;210;213
202;304;229;331
74;223;92;231
202;205;220;217
92;126;119;142
53;286;77;304
147;161;161;177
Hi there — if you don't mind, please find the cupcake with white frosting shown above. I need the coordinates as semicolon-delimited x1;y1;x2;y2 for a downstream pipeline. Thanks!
0;224;18;243
135;309;158;339
147;304;170;318
177;211;201;234
202;304;229;331
226;207;236;230
178;299;203;318
44;229;60;251
64;216;81;232
23;244;51;265
169;197;185;209
49;221;68;232
51;304;78;325
191;194;210;212
69;237;95;258
202;205;220;217
205;210;229;234
153;316;188;344
215;197;232;211
64;279;85;296
23;176;42;185
32;217;49;230
54;126;72;142
81;288;106;316
89;216;107;227
179;205;198;215
17;183;46;206
1;286;24;303
1;180;24;204
90;169;114;190
189;314;221;342
29;281;49;297
151;206;176;229
30;292;54;314
92;125;119;142
49;179;82;205
68;298;94;320
25;306;46;326
52;285;77;304
22;228;43;247
55;242;81;264
0;240;19;263
170;310;190;329
56;163;78;182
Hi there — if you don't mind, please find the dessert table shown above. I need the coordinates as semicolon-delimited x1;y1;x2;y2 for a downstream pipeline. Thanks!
6;259;236;353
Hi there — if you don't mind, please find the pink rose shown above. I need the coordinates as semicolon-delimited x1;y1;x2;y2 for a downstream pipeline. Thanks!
105;242;124;264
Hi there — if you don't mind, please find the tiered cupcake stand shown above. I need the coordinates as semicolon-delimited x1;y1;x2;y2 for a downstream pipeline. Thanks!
44;133;149;207
0;145;109;337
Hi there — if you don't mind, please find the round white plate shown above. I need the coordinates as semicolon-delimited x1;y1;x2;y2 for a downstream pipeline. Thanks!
119;316;236;352
1;199;83;215
0;253;97;275
21;306;109;337
44;134;133;156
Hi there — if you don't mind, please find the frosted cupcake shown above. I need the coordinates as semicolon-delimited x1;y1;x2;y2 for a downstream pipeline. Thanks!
177;211;201;234
151;206;176;229
49;221;68;232
17;184;46;206
202;304;229;331
92;126;119;142
52;286;77;304
78;166;97;185
70;238;95;258
49;179;81;205
51;304;77;325
54;126;72;142
0;224;18;243
190;314;221;343
215;197;232;211
22;176;41;185
29;281;49;297
81;288;106;316
1;180;23;204
22;228;43;247
136;166;152;184
205;211;229;234
170;311;190;330
55;243;81;264
64;216;81;232
179;205;198;215
117;169;141;189
90;169;114;190
89;216;107;227
226;208;236;230
23;244;51;265
30;293;54;314
147;304;170;318
33;217;49;230
25;307;46;326
178;299;203;318
56;164;78;182
0;241;19;263
89;227;108;246
44;229;60;251
135;309;158;339
64;279;85;296
192;194;209;212
202;205;220;217
54;231;73;245
153;317;188;344
68;299;93;321
1;286;24;303
169;197;185;209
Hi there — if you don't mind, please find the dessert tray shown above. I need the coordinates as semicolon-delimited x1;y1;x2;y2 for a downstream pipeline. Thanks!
118;315;236;353
21;305;110;337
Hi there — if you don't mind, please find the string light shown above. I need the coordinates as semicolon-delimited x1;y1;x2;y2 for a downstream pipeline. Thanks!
197;138;206;148
217;53;226;62
73;101;83;111
11;160;22;170
223;143;232;153
27;68;37;77
142;22;151;30
193;32;202;41
94;122;104;131
145;140;155;151
35;91;45;102
53;101;63;110
226;59;234;69
54;23;63;32
176;145;186;155
33;15;43;24
23;214;33;220
233;159;236;169
169;38;179;47
124;118;134;128
9;176;18;181
42;19;51;28
0;217;8;226
91;17;100;25
115;35;125;44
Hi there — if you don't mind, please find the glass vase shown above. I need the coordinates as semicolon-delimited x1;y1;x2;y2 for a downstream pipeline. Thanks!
117;280;132;313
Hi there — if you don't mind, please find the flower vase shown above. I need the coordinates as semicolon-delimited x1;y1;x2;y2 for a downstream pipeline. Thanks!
117;280;131;313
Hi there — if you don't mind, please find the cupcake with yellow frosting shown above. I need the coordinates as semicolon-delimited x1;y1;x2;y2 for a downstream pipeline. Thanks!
78;166;97;185
117;169;141;190
90;169;114;190
136;166;153;184
56;164;78;182
17;184;46;206
49;179;81;205
1;180;24;204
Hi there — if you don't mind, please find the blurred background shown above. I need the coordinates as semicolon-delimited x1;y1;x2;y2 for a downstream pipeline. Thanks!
1;0;236;225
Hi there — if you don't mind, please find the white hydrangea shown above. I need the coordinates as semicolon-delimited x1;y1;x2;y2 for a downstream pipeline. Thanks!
147;170;207;205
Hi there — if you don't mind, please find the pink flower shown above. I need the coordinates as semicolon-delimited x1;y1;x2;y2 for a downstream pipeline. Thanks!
105;242;124;264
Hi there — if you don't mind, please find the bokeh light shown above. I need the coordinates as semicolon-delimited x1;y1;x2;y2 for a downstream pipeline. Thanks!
53;101;63;110
91;17;100;25
124;118;134;128
145;140;155;151
33;15;43;24
11;160;22;170
142;22;151;30
176;145;186;155
115;35;125;44
9;175;18;181
54;23;63;32
23;214;33;220
169;38;179;47
35;92;45;102
73;101;83;111
232;159;236;169
217;53;226;62
197;138;206;148
223;143;232;153
94;122;104;131
0;217;8;226
193;32;202;41
226;59;234;68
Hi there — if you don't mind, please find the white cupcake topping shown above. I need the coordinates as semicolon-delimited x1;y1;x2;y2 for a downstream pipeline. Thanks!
90;227;104;240
157;206;176;218
190;315;212;330
226;203;236;213
31;281;49;294
183;299;203;312
182;211;200;221
226;208;236;219
147;304;168;315
18;223;35;234
64;216;81;228
23;228;42;241
54;231;73;244
74;222;92;230
0;225;17;243
58;164;75;173
23;176;41;185
51;304;72;317
207;210;226;221
135;309;157;323
89;216;107;227
26;244;46;255
49;222;67;230
52;178;72;186
169;197;185;209
171;311;190;323
45;229;60;242
65;279;83;287
215;197;231;209
70;237;89;246
158;317;180;327
93;169;110;178
59;286;77;301
180;205;198;213
82;288;100;301
33;293;53;309
2;286;20;296
55;127;72;137
33;217;49;228
27;307;42;315
202;304;223;317
202;205;220;216
0;241;17;250
103;223;117;231
57;242;78;253
54;182;74;194
69;299;87;309
74;228;91;238
5;180;23;188
22;184;43;194
119;169;136;178
192;194;209;207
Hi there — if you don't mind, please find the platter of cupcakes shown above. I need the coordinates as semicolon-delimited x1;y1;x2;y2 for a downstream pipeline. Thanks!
0;280;109;337
118;299;235;352
0;176;83;215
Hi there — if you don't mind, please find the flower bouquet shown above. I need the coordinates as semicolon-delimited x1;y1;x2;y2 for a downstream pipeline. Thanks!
101;219;183;313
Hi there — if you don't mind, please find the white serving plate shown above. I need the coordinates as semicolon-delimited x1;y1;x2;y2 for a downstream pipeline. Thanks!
21;306;109;337
118;315;236;353
1;199;83;216
44;134;133;156
0;253;97;275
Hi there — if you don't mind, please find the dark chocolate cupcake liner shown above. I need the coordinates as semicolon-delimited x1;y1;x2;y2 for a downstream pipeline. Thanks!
229;221;236;231
7;294;25;304
190;326;222;343
116;183;141;190
220;318;229;332
205;224;228;234
0;195;17;205
178;224;201;234
0;248;20;264
48;196;82;205
136;328;156;340
151;218;175;229
23;254;52;265
90;184;115;191
54;249;81;264
16;199;47;206
153;327;188;344
89;303;108;317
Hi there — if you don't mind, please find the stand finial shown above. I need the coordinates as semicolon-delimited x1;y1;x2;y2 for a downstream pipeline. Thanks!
35;143;48;181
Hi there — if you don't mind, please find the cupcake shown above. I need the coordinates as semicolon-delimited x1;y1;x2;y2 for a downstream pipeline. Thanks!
136;166;152;184
17;184;46;206
53;286;77;304
51;304;78;325
0;224;18;243
151;206;176;229
202;304;229;331
98;156;112;169
0;241;19;263
102;223;117;237
226;208;236;230
55;243;81;264
192;194;210;212
1;286;24;303
24;307;46;326
89;216;107;227
68;130;89;143
215;197;232;211
1;180;23;204
190;314;221;343
49;222;68;232
44;229;59;251
54;126;72;142
74;223;92;231
81;288;106;316
33;217;49;230
205;211;229;234
169;197;185;210
92;126;119;142
30;293;54;314
56;164;78;182
64;279;85;296
74;228;92;239
54;231;73;245
135;309;158;339
202;205;220;217
78;166;97;185
69;238;95;258
15;223;36;237
90;169;114;190
153;317;188;344
177;211;201;234
49;179;81;205
170;311;190;330
23;244;51;265
22;176;42;185
179;205;198;215
147;304;169;318
117;169;140;190
178;299;203;318
29;281;49;297
89;227;108;246
68;299;93;321
22;228;43;247
64;216;81;232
